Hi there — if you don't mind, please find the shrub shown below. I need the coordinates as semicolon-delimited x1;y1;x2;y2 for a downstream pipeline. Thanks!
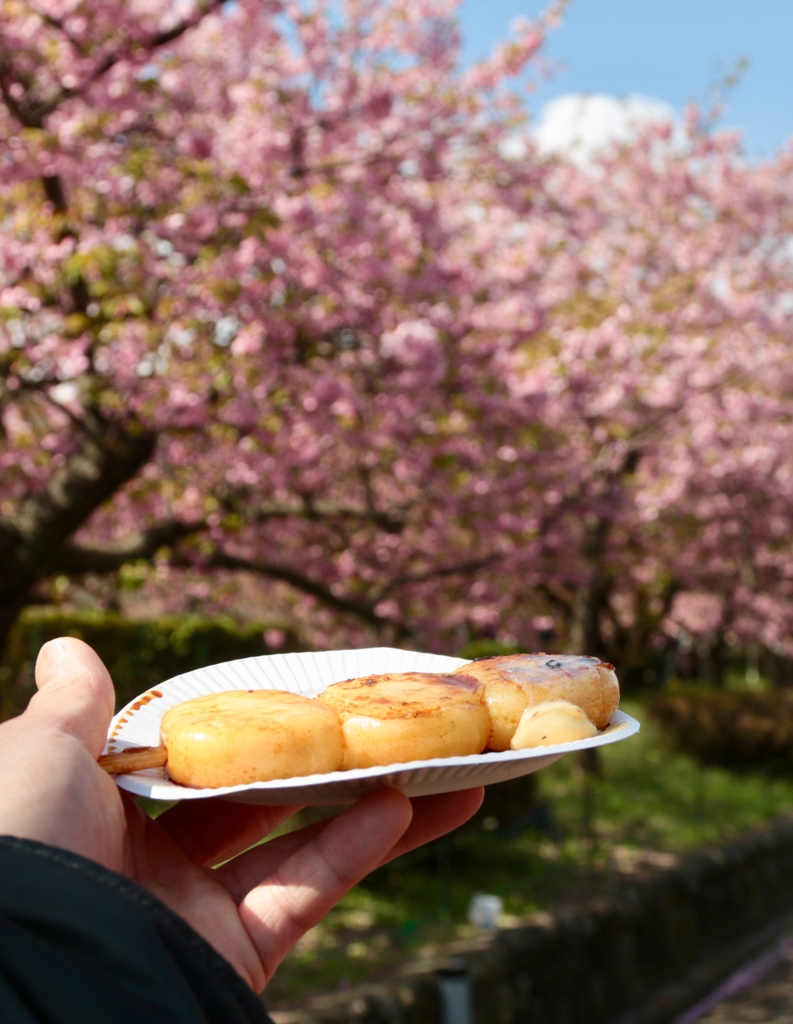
648;690;793;774
456;639;522;661
0;607;304;720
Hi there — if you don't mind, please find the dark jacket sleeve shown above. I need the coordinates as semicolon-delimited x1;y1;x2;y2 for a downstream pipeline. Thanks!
0;836;274;1024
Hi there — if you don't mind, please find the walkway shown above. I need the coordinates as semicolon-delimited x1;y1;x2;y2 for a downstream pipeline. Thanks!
673;935;793;1024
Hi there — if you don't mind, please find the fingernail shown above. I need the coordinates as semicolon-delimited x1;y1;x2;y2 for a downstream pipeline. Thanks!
39;638;68;667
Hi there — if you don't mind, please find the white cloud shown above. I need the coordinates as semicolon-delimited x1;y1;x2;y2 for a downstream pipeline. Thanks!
532;93;679;159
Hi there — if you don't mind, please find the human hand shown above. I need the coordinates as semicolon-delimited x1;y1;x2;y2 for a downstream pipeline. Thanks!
0;638;484;992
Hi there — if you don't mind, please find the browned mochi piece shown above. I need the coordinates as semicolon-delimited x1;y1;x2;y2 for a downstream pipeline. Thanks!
454;654;620;751
316;671;489;770
159;689;344;788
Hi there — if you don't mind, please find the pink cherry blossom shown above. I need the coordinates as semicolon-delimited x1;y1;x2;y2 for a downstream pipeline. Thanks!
3;1;793;679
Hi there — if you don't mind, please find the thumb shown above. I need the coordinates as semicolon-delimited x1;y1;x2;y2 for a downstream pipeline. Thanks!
32;638;116;757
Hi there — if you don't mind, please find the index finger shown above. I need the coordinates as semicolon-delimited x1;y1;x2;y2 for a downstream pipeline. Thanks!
230;788;414;986
217;786;484;901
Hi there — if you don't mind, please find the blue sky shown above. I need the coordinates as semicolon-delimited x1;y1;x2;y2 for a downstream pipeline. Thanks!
458;0;793;159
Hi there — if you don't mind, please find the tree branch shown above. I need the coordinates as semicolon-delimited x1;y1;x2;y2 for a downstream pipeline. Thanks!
51;519;205;575
0;411;157;597
202;550;387;628
2;0;229;128
375;553;503;600
215;489;408;533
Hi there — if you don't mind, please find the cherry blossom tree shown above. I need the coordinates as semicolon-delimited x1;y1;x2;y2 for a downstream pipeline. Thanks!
3;0;793;678
508;122;793;673
0;0;563;653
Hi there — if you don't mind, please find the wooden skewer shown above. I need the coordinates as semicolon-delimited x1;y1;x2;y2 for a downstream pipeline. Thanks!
98;745;168;775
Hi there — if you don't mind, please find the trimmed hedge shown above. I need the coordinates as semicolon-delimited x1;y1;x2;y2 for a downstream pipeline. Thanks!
456;639;521;661
648;689;793;774
0;608;304;721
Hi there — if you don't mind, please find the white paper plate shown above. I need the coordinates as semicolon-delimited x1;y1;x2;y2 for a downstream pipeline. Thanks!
103;647;640;805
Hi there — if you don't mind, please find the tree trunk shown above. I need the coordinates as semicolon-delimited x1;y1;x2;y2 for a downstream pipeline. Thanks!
704;629;728;689
0;413;157;661
567;514;611;659
0;597;26;669
566;515;613;781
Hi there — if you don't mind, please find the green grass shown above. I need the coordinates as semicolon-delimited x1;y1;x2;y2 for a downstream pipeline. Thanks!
552;698;793;850
262;698;793;1011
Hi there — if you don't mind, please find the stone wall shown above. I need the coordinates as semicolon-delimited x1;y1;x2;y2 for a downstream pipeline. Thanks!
270;816;793;1024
